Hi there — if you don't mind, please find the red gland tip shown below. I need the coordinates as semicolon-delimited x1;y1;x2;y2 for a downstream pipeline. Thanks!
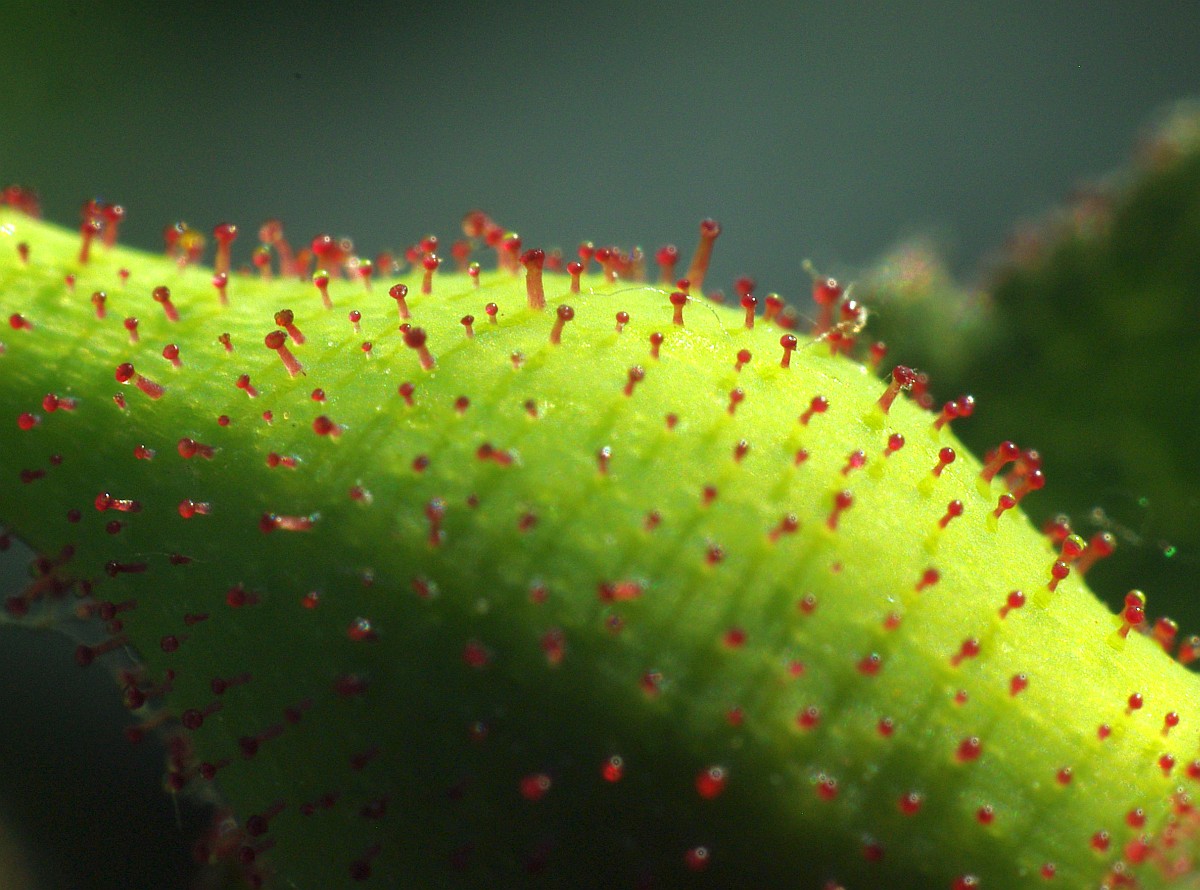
1152;616;1177;652
727;388;745;415
955;736;983;762
178;499;211;519
695;766;728;799
655;244;678;283
931;447;956;477
623;366;645;397
259;219;287;251
841;449;866;475
211;272;228;305
779;334;798;368
312;415;341;438
522;248;546;310
114;363;164;399
355;258;373;290
934;394;975;431
312;271;332;309
404;327;436;371
950;637;981;667
980;440;1020;483
78;217;101;264
827;490;853;531
1075;531;1116;574
915;568;940;591
389;283;410;319
1059;533;1086;562
799;395;828;426
152;285;179;322
686;219;720;292
549;305;575;344
741;293;757;329
1011;469;1046;503
212;223;237;275
461;209;491;238
811;275;843;336
938;499;965;528
421;254;440;295
265;331;303;377
868;341;887;371
311;233;340;268
101;203;125;247
450;238;471;270
877;366;916;414
993;493;1018;519
670;291;688;326
768;513;800;543
649;332;664;359
763;293;783;323
252;245;272;278
576;240;595;272
235;374;258;398
593;246;617;282
1115;590;1146;640
273;309;305;344
178;437;215;459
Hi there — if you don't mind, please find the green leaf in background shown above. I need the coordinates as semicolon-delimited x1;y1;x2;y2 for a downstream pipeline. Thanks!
863;103;1200;635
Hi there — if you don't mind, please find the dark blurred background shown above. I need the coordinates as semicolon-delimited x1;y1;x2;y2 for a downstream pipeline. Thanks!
1;2;1198;887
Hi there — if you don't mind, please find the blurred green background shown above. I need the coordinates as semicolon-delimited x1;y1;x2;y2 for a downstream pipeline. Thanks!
1;2;1198;887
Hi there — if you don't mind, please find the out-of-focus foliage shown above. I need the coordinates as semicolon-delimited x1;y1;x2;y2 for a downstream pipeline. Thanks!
863;102;1200;629
856;240;994;382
